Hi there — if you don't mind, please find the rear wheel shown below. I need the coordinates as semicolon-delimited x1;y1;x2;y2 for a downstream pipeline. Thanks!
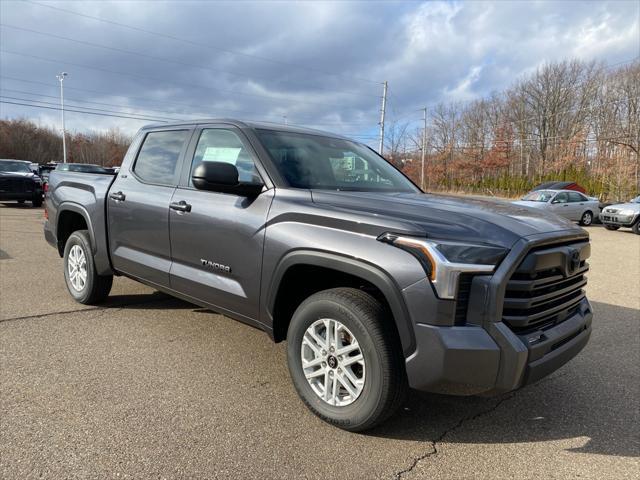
633;220;640;235
286;288;407;432
579;210;593;226
604;225;620;231
63;230;113;304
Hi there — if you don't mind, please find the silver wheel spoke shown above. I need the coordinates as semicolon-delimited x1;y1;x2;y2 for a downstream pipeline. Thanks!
341;353;364;367
301;317;366;407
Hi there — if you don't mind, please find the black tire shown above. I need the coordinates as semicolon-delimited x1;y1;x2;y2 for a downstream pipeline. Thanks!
604;224;620;231
579;210;593;226
17;199;25;204
32;197;42;208
286;287;407;432
63;230;113;304
633;220;640;235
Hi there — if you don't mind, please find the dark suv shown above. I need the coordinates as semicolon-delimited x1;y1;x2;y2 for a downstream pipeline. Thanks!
0;159;43;207
44;120;593;431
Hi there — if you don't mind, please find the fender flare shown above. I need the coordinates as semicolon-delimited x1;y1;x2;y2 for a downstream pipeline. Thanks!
266;250;416;356
55;202;97;255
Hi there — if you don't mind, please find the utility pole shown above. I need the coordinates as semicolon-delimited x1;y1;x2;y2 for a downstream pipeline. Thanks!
378;81;387;155
56;72;68;163
421;107;427;191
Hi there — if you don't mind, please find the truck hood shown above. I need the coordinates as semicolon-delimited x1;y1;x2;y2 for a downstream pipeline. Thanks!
0;171;40;181
311;191;582;249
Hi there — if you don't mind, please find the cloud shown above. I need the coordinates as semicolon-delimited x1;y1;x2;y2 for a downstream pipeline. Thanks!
0;0;638;145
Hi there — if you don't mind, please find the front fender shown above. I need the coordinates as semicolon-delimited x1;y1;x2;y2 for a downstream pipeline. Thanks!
264;250;417;356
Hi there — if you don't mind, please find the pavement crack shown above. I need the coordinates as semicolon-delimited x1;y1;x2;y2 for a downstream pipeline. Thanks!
393;392;518;480
0;297;176;323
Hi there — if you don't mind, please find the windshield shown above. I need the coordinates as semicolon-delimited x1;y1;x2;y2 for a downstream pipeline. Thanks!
256;130;419;193
0;161;32;173
522;190;554;202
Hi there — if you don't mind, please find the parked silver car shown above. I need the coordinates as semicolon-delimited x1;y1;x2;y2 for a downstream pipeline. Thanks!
513;189;600;226
599;195;640;234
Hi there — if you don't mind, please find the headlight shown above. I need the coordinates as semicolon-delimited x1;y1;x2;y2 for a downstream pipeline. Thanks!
619;209;635;216
379;234;506;299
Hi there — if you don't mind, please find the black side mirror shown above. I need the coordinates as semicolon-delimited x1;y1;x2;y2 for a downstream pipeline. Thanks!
192;161;263;197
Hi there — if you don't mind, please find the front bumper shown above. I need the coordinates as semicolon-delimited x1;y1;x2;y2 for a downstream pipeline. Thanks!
599;212;638;227
403;230;593;395
405;298;592;395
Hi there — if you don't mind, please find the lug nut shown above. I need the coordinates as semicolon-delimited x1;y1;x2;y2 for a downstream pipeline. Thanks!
329;346;335;353
322;362;327;367
322;350;327;356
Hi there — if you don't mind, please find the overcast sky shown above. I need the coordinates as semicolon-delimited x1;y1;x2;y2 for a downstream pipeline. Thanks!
1;0;638;146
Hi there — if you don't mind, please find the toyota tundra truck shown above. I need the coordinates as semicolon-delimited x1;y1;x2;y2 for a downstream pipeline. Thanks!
44;119;593;431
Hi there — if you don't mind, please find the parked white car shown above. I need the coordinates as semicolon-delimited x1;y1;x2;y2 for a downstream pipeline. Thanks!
599;196;640;234
513;189;600;226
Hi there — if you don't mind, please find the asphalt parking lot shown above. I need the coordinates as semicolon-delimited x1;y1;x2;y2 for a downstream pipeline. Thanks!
1;204;638;479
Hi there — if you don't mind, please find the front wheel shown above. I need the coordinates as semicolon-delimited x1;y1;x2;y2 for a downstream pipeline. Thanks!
633;221;640;235
286;288;407;432
579;210;593;226
63;230;113;304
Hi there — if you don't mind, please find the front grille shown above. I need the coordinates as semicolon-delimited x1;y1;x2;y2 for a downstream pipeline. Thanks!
0;177;33;193
502;240;589;334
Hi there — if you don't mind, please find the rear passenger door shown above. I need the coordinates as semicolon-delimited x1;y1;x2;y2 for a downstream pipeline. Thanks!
567;192;587;220
549;192;571;219
108;127;192;287
168;126;274;322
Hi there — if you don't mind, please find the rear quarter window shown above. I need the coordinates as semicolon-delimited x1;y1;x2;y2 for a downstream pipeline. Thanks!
133;130;189;185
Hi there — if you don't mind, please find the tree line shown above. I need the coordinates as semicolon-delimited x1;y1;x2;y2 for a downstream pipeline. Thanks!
387;60;639;201
0;118;130;167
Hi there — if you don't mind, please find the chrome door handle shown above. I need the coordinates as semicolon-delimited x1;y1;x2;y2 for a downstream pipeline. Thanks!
170;200;192;213
109;191;126;202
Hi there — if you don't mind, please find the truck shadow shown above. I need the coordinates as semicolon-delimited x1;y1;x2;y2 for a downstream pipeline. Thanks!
369;300;639;458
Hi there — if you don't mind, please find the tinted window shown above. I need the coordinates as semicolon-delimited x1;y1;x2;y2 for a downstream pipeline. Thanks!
568;192;586;202
134;130;189;185
554;192;569;203
256;130;417;192
190;129;260;184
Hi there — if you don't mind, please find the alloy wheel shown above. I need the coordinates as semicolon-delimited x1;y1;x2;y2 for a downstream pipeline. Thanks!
301;318;366;406
67;244;87;292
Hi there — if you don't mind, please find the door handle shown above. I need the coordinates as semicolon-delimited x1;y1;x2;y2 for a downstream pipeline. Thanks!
170;200;192;213
109;191;126;202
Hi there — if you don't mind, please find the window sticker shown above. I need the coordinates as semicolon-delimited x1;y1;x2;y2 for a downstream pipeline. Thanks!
202;147;241;164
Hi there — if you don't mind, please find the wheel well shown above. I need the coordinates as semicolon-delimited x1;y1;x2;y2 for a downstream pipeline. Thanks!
56;210;88;256
271;264;393;342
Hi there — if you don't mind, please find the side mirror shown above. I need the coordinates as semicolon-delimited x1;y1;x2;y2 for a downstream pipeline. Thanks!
192;161;263;197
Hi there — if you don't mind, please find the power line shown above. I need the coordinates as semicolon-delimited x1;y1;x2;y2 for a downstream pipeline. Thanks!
0;95;185;122
0;78;376;128
0;23;379;100
0;99;169;122
1;49;358;110
24;0;381;85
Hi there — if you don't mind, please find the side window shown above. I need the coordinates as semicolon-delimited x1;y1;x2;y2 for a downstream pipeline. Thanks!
190;129;261;185
568;192;584;202
554;192;569;203
133;130;189;185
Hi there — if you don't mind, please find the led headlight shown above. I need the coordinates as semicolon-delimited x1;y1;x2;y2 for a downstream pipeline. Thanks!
379;233;506;299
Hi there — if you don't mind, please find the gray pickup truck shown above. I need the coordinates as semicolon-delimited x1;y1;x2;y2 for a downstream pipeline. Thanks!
44;119;593;431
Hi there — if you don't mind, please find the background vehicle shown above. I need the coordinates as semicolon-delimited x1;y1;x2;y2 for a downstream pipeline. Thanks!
599;196;640;234
513;189;599;226
532;181;587;194
44;120;593;431
0;159;43;207
56;163;116;175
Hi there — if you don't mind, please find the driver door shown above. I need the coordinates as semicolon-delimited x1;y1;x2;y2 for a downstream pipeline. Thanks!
549;192;572;220
168;126;274;322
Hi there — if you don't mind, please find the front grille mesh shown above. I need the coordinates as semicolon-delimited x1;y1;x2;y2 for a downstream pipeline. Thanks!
502;241;589;334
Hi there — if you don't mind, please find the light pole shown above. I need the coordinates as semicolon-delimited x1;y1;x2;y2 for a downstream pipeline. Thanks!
56;72;68;163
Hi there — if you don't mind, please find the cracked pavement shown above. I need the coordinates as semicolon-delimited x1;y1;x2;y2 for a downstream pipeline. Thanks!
1;205;639;479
